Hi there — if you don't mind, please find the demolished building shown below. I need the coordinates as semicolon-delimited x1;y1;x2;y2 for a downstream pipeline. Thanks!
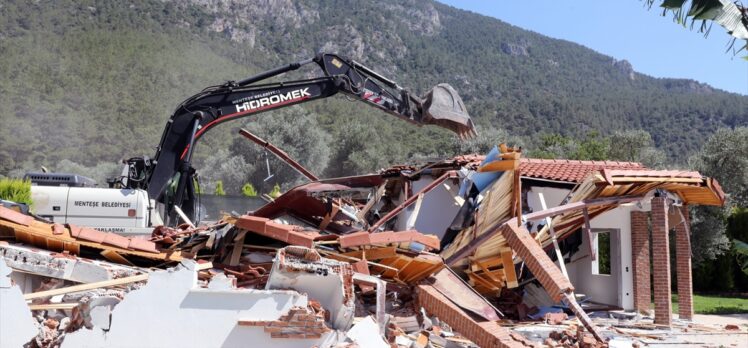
0;144;736;348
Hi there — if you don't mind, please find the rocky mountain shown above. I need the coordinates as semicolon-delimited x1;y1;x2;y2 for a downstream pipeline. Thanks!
0;0;746;183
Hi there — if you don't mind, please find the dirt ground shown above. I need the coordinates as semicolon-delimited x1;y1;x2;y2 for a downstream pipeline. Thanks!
652;313;748;348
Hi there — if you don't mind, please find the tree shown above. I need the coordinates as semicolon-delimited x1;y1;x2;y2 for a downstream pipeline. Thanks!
194;149;254;195
54;159;121;186
325;120;405;177
734;239;748;276
449;126;521;155
574;131;610;161
646;0;748;52
688;127;748;265
231;107;331;190
527;133;578;159
607;130;666;167
527;131;610;160
690;127;748;207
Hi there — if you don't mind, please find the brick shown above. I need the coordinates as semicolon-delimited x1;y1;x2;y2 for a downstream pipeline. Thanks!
127;237;160;253
102;232;131;249
237;320;272;326
651;197;672;326
674;206;693;320
285;231;315;248
52;224;65;235
500;223;572;302
416;284;525;348
68;224;82;237
0;206;34;226
263;327;283;333
631;211;651;313
235;215;269;234
264;221;292;242
338;231;371;248
76;227;107;243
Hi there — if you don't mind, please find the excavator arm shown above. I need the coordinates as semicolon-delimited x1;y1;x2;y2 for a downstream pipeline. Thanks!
140;52;475;225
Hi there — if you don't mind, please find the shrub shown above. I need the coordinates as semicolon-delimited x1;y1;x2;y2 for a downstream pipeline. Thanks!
0;178;33;207
241;183;257;197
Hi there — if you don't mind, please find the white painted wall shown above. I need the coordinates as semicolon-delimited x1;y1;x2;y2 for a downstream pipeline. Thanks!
394;177;463;238
563;206;639;310
525;185;642;310
62;261;341;348
525;186;569;234
0;259;38;348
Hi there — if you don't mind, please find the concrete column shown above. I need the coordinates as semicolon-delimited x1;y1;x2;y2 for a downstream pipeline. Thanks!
631;211;651;313
651;196;672;326
674;206;693;320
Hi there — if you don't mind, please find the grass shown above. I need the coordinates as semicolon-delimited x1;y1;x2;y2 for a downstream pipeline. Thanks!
0;178;32;206
660;294;748;315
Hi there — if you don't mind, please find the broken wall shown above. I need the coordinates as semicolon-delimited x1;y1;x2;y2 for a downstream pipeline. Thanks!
0;258;37;348
62;261;340;348
526;185;640;310
393;177;463;238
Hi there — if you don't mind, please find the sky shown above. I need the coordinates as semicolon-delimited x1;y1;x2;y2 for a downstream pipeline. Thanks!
438;0;748;95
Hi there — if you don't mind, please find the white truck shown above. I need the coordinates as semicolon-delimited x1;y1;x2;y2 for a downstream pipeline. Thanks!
27;172;161;236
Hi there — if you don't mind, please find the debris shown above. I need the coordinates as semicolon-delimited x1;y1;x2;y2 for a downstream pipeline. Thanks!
0;144;733;347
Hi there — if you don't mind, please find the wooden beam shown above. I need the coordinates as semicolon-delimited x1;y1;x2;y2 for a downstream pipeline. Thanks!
445;195;643;266
318;203;340;232
342;246;398;261
583;208;595;261
523;195;642;222
100;250;134;266
539;193;569;280
501;250;518;288
28;303;79;311
229;230;248;266
24;273;149;300
317;250;398;272
405;193;424;230
473;259;502;284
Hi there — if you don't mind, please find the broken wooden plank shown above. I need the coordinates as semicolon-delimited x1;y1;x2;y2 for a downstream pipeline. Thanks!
501;250;518;288
24;273;150;300
229;230;248;266
100;250;134;266
342;246;398;261
28;303;79;311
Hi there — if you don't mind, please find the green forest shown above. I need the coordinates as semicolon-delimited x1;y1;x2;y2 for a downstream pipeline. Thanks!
0;0;747;290
1;0;746;188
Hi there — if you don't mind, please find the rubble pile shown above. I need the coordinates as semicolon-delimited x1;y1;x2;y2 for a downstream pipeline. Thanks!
0;144;736;347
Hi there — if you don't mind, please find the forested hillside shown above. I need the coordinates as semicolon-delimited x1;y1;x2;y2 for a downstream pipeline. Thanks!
1;0;746;193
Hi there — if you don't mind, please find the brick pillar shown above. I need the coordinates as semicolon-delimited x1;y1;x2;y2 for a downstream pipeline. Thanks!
417;284;525;347
674;206;693;320
651;196;672;326
631;211;651;313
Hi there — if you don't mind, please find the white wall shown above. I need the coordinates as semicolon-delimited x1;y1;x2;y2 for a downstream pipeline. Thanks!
0;259;38;348
525;185;641;310
394;177;463;238
62;261;341;348
564;206;639;310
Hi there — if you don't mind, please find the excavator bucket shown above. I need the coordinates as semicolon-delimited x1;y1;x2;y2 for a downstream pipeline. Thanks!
422;84;477;139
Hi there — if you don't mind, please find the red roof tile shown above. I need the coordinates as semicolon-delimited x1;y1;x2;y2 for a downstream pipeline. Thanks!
519;158;646;183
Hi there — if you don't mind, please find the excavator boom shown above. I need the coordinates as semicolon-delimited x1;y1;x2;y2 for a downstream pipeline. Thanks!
140;52;475;225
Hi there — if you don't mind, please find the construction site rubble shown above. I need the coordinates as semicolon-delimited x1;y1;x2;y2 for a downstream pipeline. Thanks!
0;143;742;348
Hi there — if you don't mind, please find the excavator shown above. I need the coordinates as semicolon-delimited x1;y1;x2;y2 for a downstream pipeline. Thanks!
28;52;476;231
